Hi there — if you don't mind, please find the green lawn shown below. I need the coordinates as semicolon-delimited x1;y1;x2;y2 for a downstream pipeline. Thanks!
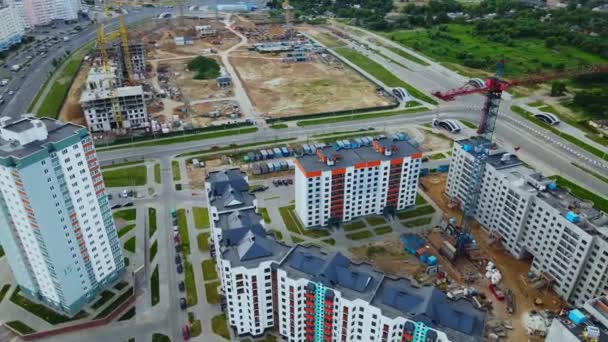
154;163;161;184
428;153;446;160
113;209;136;221
184;260;198;307
461;120;478;129
114;281;129;291
292;235;305;243
346;230;373;241
117;224;136;238
102;165;147;187
279;205;302;234
177;138;296;158
311;32;344;48
150;240;158;262
205;281;220;304
512;106;608;161
118;307;136;321
334;47;437;104
172;161;181;181
343;220;366;231
94;287;133;319
415;193;428;205
269;123;288;129
193;207;210;229
99;127;259;151
366;216;387;226
197;232;210;252
10;287;84;324
91;290;115;310
123;236;136;253
270;229;283;241
212;314;230;340
101;160;144;170
258;207;271;224
0;284;11;303
322;238;336;245
149;208;157;237
296;107;427;126
177;209;191;255
190;319;202;337
202;259;218;281
404;217;433;227
150;265;160;306
382;24;605;78
374;225;393;235
396;205;436;220
549;175;608;213
6;321;36;334
152;333;171;342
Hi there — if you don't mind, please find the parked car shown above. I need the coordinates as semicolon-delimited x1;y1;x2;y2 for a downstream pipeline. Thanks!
173;225;179;232
179;297;187;310
175;255;182;264
178;281;185;292
272;180;279;187
287;179;293;185
107;194;113;200
177;264;183;273
182;324;190;340
111;204;122;210
489;284;505;301
123;202;134;207
175;244;181;253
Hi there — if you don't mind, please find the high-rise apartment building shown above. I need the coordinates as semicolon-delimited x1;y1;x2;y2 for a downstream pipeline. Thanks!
5;0;80;27
446;137;608;307
0;5;25;51
0;116;124;315
205;169;487;341
295;136;422;227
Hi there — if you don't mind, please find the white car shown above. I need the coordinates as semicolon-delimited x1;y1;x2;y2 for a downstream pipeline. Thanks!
173;225;179;232
120;190;129;198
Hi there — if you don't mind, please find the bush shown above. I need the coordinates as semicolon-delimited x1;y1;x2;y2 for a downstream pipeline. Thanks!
187;56;220;80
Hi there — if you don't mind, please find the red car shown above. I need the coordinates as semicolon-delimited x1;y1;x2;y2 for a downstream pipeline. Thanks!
182;324;190;340
489;284;505;301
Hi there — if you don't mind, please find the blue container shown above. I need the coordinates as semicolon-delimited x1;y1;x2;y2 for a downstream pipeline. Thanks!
547;182;557;190
273;147;282;156
565;211;580;223
437;165;450;172
427;255;437;266
266;149;274;158
568;309;586;324
419;254;427;263
463;144;473;152
281;147;289;156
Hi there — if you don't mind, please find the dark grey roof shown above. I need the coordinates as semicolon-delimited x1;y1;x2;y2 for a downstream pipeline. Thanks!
297;139;419;172
221;224;266;247
217;209;263;231
371;277;486;342
220;228;291;268
0;117;86;160
207;169;255;212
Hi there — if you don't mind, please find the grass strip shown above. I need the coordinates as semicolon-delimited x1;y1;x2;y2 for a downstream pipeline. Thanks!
117;224;136;238
123;236;136;253
197;232;210;252
270;229;283;241
151;265;160;306
98;127;259;151
150;240;158;262
101;160;144;170
343;220;366;231
184;260;198;307
334;47;437;104
113;209;136;221
415;194;427;205
0;284;11;303
154;163;161;184
102;165;147;187
177;138;296;158
212;314;230;340
396;205;435;220
91;290;115;310
205;281;220;304
193;207;210;229
374;226;393;235
549;175;608;213
10;287;84;324
512;106;608;161
94;287;134;319
152;333;170;342
172;161;181;181
258;208;271;224
386;46;430;66
404;217;433;227
177;209;190;255
366;216;387;226
6;321;36;334
322;238;336;246
118;307;135;321
202;259;218;281
279;205;302;234
269;123;288;129
297;107;427;127
346;230;373;240
149;208;157;237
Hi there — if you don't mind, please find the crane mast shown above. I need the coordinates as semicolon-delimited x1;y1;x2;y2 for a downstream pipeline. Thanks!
97;5;123;130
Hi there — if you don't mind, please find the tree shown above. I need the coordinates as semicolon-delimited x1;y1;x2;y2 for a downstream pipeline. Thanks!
550;81;567;97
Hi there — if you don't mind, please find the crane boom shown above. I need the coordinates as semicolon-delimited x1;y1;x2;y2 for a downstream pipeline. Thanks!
118;15;134;82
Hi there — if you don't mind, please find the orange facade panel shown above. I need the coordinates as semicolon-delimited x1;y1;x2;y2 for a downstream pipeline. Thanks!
367;160;381;167
391;157;404;165
411;152;423;159
306;170;322;178
354;162;367;169
331;168;346;176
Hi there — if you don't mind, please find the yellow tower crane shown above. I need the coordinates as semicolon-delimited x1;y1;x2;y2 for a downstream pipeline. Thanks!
118;15;134;83
97;5;124;130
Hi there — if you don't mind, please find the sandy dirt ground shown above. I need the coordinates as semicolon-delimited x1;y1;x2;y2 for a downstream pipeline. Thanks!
186;163;205;190
350;240;425;278
419;128;455;152
230;52;392;118
420;173;565;342
160;57;233;101
58;63;91;125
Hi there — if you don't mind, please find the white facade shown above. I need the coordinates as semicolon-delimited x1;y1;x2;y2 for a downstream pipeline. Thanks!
295;139;422;227
6;0;80;27
79;66;148;132
0;117;124;315
446;138;608;307
0;5;25;51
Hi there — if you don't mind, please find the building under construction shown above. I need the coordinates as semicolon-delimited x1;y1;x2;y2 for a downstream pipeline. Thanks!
105;41;147;82
79;66;148;132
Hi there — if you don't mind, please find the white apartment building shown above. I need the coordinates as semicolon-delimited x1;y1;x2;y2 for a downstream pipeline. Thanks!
6;0;80;27
79;66;148;132
295;136;422;228
446;137;608;307
0;5;25;51
0;116;124;315
206;169;487;342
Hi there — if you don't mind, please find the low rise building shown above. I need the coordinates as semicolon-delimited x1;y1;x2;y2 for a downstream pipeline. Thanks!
79;66;148;132
0;5;25;51
205;168;487;341
546;295;608;341
0;116;124;315
295;136;422;227
446;137;608;306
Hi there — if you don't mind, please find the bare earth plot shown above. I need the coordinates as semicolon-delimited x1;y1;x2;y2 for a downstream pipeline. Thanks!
231;52;392;118
161;58;233;101
58;63;90;126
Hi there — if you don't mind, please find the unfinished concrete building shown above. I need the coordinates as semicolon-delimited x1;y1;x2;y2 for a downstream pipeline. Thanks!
105;41;147;81
79;66;148;132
